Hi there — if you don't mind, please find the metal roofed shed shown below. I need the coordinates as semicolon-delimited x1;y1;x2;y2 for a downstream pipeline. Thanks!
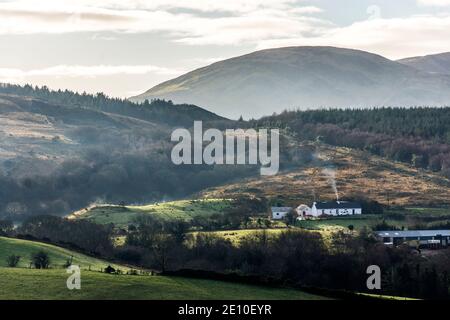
376;230;450;249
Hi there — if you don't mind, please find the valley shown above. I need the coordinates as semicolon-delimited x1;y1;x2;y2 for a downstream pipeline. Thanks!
1;53;450;301
3;0;450;305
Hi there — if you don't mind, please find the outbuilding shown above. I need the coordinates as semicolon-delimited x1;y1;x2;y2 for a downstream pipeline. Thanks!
376;230;450;248
271;207;293;220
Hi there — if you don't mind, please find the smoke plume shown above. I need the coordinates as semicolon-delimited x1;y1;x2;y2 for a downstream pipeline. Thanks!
322;167;339;202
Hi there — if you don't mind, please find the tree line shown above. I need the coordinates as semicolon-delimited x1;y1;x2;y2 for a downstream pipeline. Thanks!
0;83;224;126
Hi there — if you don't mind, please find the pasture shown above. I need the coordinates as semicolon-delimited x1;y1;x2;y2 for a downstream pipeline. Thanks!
0;268;328;300
69;199;233;227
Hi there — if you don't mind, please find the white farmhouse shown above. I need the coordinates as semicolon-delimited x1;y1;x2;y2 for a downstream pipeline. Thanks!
310;201;362;217
271;207;293;220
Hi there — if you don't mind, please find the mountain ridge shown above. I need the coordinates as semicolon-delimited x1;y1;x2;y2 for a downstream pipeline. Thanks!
397;52;450;75
131;46;450;119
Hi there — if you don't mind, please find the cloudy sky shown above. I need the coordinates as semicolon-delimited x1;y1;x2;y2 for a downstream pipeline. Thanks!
1;0;450;97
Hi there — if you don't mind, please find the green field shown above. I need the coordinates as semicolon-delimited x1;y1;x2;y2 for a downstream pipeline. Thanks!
0;237;123;270
297;215;378;231
0;268;328;300
70;199;233;227
190;229;288;245
188;227;346;249
358;292;419;301
398;207;450;216
0;236;328;300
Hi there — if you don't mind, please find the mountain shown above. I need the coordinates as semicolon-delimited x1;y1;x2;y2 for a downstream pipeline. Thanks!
398;52;450;75
131;46;450;119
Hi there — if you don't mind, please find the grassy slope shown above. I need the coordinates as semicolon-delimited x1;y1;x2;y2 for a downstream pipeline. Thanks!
0;237;328;300
69;199;233;227
0;237;123;270
358;292;419;301
191;228;341;248
190;229;287;245
0;268;328;300
297;216;376;231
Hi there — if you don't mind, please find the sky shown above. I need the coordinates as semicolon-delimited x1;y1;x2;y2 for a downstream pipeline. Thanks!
1;0;450;98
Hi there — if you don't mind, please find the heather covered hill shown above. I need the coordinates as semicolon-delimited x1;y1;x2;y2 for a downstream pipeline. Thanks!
256;107;450;178
201;144;450;207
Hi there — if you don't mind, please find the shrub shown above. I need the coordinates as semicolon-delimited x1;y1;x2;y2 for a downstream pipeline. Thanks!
104;265;116;274
6;255;20;267
32;251;50;269
63;257;73;268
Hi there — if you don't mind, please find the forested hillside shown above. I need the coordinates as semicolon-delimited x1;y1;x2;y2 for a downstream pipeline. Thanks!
0;85;252;221
0;83;226;126
257;108;450;178
2;84;449;221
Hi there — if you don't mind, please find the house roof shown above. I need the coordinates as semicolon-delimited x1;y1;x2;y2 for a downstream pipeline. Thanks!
314;201;361;209
271;207;292;212
376;230;450;238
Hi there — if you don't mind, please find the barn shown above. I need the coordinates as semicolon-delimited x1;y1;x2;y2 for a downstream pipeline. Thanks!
376;230;450;248
271;207;293;220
